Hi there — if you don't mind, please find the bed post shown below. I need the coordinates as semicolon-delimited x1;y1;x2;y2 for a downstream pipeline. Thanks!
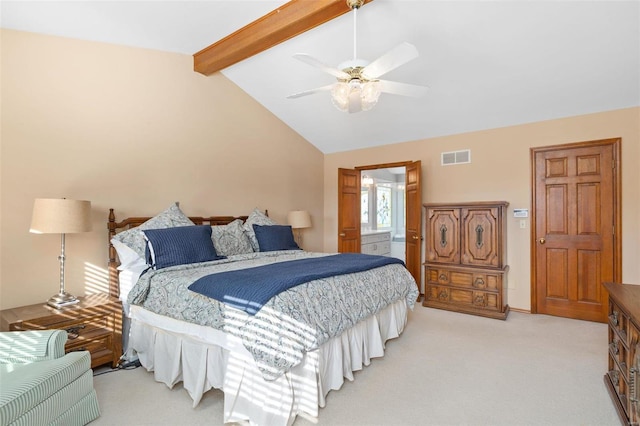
107;208;120;298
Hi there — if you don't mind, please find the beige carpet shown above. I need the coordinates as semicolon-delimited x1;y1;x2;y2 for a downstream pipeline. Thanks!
92;306;620;425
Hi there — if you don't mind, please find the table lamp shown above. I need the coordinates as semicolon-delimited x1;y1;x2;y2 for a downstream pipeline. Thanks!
287;210;311;248
30;198;92;308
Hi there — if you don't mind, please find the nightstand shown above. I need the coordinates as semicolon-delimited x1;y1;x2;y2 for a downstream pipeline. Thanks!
0;293;122;368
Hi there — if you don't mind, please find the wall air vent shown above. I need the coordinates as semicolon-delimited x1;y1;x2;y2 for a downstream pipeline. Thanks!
441;149;471;166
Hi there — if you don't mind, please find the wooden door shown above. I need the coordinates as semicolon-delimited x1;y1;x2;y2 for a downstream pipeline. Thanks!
425;208;460;264
405;161;422;289
531;139;620;322
461;206;501;268
338;168;360;253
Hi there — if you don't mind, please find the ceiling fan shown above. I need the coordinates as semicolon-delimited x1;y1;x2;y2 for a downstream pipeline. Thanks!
287;0;428;113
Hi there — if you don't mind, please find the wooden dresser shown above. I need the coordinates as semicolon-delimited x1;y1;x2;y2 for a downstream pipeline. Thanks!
422;201;509;320
0;293;122;368
604;282;640;426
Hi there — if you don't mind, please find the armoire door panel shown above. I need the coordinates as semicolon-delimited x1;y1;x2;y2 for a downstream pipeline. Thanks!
426;209;459;264
461;208;499;267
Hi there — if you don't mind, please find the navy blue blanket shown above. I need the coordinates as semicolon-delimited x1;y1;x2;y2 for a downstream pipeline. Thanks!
188;253;404;315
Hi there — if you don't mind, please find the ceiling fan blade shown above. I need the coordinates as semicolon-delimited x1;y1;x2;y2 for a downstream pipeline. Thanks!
378;80;429;97
293;54;350;80
286;84;334;99
361;42;419;79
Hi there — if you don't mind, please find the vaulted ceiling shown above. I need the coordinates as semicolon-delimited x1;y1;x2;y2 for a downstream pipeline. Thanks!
2;1;639;154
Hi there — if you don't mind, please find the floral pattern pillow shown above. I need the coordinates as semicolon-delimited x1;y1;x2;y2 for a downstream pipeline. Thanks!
112;203;194;259
243;208;276;251
211;219;253;256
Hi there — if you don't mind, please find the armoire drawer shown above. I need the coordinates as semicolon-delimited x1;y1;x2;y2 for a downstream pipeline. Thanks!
425;285;500;311
608;334;628;379
426;267;503;292
609;299;630;341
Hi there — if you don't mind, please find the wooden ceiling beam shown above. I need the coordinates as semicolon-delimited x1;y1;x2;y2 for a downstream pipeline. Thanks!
193;0;373;75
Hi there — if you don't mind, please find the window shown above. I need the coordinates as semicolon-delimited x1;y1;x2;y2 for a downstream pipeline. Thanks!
361;189;369;224
376;186;392;228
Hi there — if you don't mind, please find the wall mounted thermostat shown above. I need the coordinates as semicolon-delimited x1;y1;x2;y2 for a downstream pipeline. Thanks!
513;209;529;218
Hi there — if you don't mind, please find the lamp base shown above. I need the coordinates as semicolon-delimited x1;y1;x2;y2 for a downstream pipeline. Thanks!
47;292;79;309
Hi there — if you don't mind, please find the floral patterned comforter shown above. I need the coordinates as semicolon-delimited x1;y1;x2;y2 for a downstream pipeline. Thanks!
127;250;419;380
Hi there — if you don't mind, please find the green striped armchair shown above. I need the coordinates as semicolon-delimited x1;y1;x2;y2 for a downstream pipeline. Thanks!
0;330;100;426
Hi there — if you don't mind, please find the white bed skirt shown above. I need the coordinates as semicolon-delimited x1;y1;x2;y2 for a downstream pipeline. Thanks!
128;299;409;426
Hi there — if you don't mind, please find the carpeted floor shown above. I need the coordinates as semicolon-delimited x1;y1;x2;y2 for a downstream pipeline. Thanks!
92;306;621;425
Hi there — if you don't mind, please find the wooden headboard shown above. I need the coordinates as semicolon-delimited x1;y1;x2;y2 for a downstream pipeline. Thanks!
107;208;260;298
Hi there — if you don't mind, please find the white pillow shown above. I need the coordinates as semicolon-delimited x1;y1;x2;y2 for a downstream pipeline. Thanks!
118;261;150;306
111;239;145;270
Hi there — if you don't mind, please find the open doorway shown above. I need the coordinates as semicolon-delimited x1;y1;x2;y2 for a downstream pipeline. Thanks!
360;167;406;261
338;161;422;292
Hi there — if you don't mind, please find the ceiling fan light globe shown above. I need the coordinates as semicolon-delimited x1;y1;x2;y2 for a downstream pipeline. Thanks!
330;80;379;113
361;81;381;104
331;82;351;112
361;98;377;111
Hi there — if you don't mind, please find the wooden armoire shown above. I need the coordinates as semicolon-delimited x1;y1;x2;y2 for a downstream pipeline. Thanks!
422;201;509;320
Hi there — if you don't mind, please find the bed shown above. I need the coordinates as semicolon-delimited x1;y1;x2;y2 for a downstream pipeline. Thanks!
107;203;419;426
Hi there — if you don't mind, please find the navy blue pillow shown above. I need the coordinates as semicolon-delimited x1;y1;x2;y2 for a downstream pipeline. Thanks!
252;224;300;252
142;225;224;269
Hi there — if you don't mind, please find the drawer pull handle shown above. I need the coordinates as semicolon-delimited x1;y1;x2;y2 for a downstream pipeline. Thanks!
609;369;620;387
439;225;447;247
438;290;448;301
610;310;619;326
438;273;448;282
474;278;485;288
473;295;487;307
65;325;86;339
475;224;484;249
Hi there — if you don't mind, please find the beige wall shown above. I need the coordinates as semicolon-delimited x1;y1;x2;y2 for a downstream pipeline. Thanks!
2;30;638;313
0;30;324;309
324;107;640;311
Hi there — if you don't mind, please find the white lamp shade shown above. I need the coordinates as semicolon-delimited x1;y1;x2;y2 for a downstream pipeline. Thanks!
287;210;311;229
30;199;92;234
